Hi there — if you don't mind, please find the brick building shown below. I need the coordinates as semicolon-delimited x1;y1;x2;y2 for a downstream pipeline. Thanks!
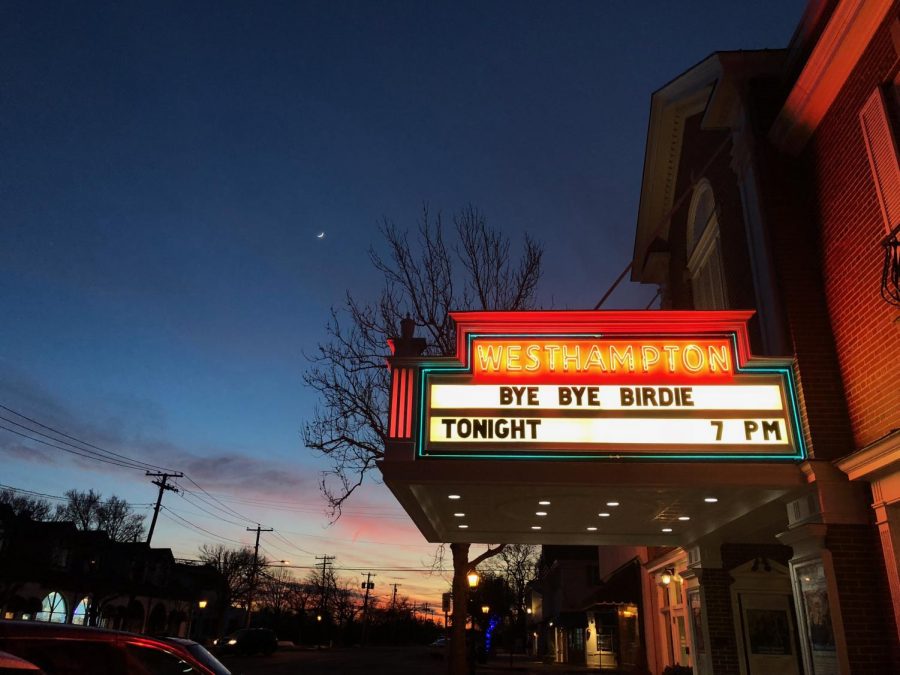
628;1;900;673
378;3;899;674
0;504;225;639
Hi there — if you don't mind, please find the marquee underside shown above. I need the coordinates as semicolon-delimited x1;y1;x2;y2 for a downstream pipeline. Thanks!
379;458;806;546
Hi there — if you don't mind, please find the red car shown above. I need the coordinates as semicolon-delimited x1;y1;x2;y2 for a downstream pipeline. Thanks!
0;621;230;675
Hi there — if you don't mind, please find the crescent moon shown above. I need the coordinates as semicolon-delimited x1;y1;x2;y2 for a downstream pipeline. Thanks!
316;232;326;239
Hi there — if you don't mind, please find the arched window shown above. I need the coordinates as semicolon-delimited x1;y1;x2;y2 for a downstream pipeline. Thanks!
72;597;90;625
685;180;727;310
36;592;67;623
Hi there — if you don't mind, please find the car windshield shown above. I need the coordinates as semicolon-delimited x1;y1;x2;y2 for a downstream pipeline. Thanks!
185;644;231;675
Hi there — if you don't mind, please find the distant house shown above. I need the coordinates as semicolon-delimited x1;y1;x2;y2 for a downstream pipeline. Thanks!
527;546;643;671
0;504;225;639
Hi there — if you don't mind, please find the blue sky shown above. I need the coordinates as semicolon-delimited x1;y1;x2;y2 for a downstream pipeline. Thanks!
0;0;804;602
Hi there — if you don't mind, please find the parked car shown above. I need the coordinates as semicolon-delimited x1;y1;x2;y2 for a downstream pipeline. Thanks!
0;621;230;675
0;650;45;674
428;636;449;659
212;628;277;656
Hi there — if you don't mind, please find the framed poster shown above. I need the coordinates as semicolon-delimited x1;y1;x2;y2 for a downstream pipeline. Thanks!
746;608;792;655
796;560;836;675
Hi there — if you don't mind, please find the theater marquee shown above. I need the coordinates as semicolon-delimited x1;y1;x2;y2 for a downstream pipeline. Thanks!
387;311;806;461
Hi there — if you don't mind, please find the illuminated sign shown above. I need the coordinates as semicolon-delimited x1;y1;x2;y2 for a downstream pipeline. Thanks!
388;311;805;460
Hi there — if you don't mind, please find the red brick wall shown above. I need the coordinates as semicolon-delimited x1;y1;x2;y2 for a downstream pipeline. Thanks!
805;7;900;450
825;523;898;670
756;123;856;460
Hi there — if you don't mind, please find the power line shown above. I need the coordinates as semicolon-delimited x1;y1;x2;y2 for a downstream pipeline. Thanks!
175;484;257;525
0;414;149;471
159;506;248;546
167;558;453;573
274;526;434;548
176;489;251;527
271;530;316;556
0;404;259;530
180;475;256;524
0;423;145;470
0;483;153;506
0;403;175;472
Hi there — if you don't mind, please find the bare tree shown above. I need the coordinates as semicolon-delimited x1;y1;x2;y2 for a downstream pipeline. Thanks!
198;543;265;631
303;206;542;515
257;566;312;617
97;496;145;543
304;207;542;674
496;544;540;614
55;489;145;542
0;488;54;521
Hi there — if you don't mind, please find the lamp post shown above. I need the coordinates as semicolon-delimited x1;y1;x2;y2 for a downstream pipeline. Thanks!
188;599;208;641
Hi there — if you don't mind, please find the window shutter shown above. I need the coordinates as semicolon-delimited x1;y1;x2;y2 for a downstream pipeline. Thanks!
860;87;900;233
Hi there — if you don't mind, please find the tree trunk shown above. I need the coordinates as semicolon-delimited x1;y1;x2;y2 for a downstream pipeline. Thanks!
449;543;470;675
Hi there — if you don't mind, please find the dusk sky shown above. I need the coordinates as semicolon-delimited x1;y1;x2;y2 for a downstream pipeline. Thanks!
1;1;804;604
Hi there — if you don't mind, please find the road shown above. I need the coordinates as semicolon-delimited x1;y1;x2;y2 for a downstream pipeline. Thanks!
219;646;597;675
220;645;443;675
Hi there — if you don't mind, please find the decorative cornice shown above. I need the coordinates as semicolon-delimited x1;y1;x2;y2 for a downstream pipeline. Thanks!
836;428;900;480
769;0;896;154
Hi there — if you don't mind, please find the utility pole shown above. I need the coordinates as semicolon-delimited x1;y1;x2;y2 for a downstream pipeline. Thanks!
315;555;335;647
360;572;375;646
316;555;336;614
245;524;273;627
145;471;182;545
389;583;401;644
390;582;400;611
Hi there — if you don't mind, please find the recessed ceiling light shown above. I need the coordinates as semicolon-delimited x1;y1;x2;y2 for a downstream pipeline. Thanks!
458;524;468;529
586;526;598;531
661;527;673;533
704;497;718;503
598;512;610;517
678;516;690;521
606;501;619;507
535;511;548;516
453;513;465;517
538;500;551;505
448;494;461;500
531;525;542;530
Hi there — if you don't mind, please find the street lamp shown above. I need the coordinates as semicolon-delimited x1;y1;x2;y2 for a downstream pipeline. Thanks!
198;600;208;610
481;604;490;614
467;571;480;588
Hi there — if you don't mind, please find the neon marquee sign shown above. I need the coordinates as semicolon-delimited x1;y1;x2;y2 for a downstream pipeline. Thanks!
387;311;805;461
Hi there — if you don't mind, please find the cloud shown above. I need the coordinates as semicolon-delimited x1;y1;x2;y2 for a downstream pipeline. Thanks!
0;362;317;502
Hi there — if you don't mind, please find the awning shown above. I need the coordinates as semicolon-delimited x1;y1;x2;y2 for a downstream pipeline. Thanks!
581;558;642;608
553;611;587;629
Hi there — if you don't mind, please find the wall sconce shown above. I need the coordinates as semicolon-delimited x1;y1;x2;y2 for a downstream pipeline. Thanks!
660;568;675;586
